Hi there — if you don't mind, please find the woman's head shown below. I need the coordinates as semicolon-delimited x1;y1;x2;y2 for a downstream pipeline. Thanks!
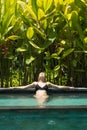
38;72;46;82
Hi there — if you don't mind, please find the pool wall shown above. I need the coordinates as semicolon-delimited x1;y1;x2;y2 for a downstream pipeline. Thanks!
0;87;87;94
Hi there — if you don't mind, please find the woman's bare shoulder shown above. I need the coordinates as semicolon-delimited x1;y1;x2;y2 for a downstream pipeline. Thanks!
46;82;52;86
32;81;38;86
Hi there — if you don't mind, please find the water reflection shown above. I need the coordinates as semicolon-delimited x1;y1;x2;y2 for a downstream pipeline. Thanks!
48;120;56;125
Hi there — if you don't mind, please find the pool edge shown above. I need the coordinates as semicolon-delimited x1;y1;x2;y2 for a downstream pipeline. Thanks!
0;105;87;110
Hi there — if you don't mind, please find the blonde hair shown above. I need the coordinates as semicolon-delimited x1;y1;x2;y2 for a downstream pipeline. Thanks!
38;72;46;82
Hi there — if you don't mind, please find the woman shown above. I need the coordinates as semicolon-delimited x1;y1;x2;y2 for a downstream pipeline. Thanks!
16;72;74;104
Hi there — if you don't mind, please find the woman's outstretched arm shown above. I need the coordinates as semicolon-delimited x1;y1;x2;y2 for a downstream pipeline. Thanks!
47;82;74;89
10;82;37;89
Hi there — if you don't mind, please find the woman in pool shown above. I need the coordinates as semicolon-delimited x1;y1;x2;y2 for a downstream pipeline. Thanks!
17;72;73;104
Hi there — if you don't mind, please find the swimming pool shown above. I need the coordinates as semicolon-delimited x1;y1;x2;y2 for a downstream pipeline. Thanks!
0;93;87;108
0;88;87;130
0;109;87;130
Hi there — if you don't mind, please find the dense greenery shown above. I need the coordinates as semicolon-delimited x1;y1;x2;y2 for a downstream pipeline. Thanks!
0;0;87;87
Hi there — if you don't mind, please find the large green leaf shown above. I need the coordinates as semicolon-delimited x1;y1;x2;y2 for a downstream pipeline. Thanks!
62;48;74;59
18;1;37;21
1;11;14;35
70;11;84;41
29;0;38;17
27;27;34;39
43;0;53;13
36;0;43;8
38;8;45;20
0;0;17;37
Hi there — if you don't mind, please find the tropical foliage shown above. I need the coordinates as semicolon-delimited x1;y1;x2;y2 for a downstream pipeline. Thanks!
0;0;87;87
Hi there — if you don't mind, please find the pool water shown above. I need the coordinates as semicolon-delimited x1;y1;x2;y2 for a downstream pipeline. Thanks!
0;93;87;130
0;109;87;130
0;93;87;107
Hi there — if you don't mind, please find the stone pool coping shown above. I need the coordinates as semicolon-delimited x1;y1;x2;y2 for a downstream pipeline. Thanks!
0;87;87;94
0;106;87;110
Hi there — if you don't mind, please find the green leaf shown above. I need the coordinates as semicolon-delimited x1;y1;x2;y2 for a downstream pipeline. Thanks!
34;26;46;40
54;0;59;7
62;48;74;59
18;1;37;21
51;48;63;60
83;51;87;53
26;56;35;65
57;47;64;56
41;9;56;21
1;0;15;35
7;55;14;60
3;26;13;37
29;0;38;17
75;0;86;9
70;11;84;41
6;35;20;41
71;11;78;28
2;13;14;35
54;65;60;71
51;53;60;60
54;0;63;9
40;19;47;30
37;0;43;8
43;0;53;13
41;37;55;49
16;47;27;52
75;51;87;53
27;27;34;39
84;37;87;44
29;41;43;50
38;8;45;20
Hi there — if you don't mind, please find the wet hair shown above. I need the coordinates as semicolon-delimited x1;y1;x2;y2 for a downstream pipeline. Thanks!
38;72;46;82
